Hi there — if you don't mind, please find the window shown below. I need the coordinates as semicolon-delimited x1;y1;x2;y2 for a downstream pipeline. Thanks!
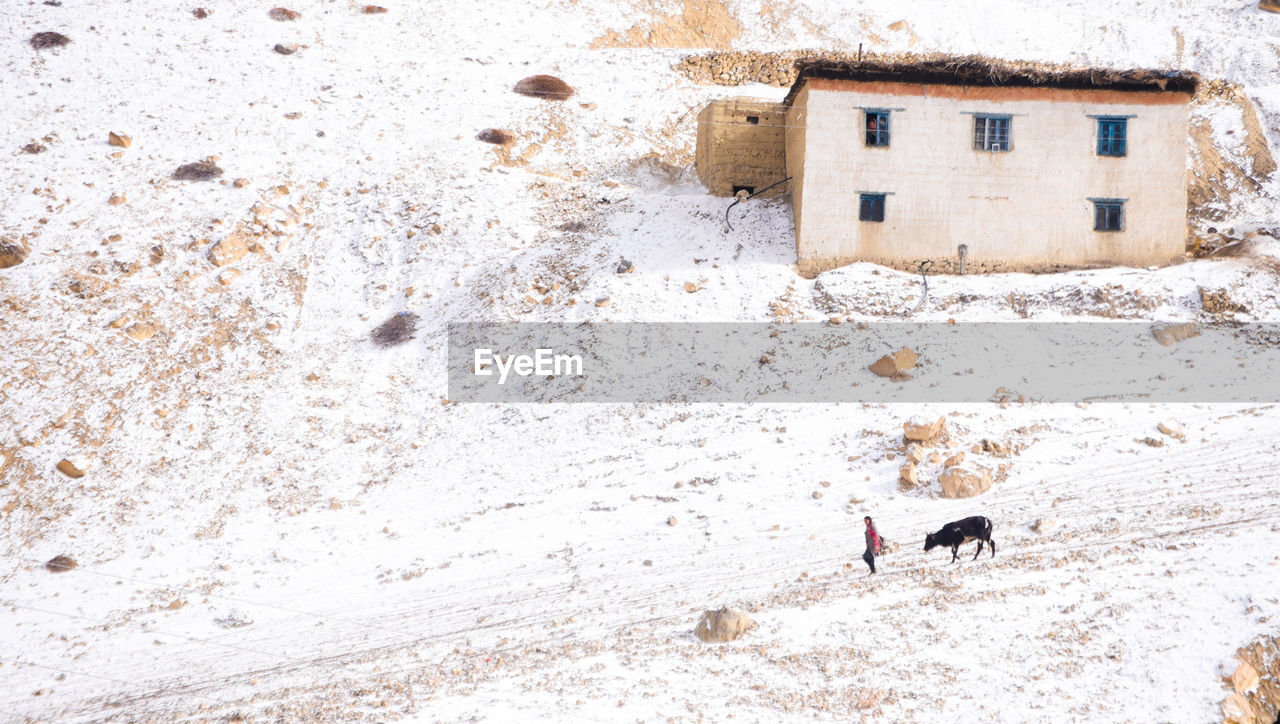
746;115;760;125
865;111;890;147
973;115;1011;152
859;193;886;222
1092;199;1124;231
1097;118;1127;156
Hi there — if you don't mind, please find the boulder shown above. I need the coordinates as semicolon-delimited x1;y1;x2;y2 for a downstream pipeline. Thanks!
1233;661;1260;695
938;465;992;499
905;443;925;464
694;606;750;643
124;322;156;343
46;555;77;572
1151;322;1199;347
943;452;965;468
1158;419;1184;439
107;132;132;148
55;459;86;479
869;346;918;378
208;233;250;267
898;462;918;490
903;416;946;444
0;238;31;269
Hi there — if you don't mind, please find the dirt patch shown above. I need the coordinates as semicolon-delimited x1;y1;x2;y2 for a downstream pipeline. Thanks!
370;312;419;347
513;75;574;101
172;161;224;181
30;32;70;50
590;0;740;49
1188;80;1275;222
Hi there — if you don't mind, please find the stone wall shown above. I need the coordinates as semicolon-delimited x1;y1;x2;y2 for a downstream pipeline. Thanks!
695;98;789;198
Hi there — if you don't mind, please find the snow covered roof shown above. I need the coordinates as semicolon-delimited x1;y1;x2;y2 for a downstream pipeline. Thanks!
783;53;1198;105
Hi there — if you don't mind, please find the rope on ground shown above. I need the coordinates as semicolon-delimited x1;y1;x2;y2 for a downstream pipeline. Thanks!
897;260;931;317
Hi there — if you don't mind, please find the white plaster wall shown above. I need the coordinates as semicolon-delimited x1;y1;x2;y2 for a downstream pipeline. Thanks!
792;81;1190;273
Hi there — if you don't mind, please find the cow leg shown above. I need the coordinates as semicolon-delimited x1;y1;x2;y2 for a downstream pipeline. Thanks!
972;540;983;561
989;538;996;557
950;546;959;564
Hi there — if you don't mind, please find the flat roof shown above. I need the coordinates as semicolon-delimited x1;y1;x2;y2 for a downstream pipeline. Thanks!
783;53;1198;105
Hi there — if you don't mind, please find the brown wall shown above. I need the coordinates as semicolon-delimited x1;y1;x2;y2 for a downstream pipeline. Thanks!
695;98;789;197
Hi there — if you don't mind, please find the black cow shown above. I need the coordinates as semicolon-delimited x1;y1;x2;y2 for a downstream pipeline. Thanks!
924;516;995;564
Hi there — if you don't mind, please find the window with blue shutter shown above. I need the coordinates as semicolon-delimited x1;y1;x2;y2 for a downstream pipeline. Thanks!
865;111;890;147
859;194;886;222
1092;199;1124;231
1097;118;1127;156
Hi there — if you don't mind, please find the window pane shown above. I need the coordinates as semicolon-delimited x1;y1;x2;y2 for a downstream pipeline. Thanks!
860;194;885;222
865;112;889;146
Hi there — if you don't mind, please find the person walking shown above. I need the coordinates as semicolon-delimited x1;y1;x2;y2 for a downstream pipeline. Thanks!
862;516;882;574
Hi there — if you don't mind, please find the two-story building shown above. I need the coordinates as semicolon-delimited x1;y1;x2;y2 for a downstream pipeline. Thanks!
696;56;1198;275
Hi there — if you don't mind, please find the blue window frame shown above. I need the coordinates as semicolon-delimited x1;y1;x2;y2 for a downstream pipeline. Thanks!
973;115;1011;152
1092;199;1124;231
865;111;890;147
1097;118;1127;156
859;193;886;222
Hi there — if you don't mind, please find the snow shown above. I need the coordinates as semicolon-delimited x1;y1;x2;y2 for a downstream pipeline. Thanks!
2;0;1280;721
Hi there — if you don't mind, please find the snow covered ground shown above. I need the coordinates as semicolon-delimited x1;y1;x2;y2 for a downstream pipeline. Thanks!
2;0;1280;721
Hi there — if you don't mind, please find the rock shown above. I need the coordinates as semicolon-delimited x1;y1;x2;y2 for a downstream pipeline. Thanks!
938;465;992;498
978;438;1008;456
30;31;70;50
55;459;85;478
594;296;610;307
513;74;575;101
903;416;946;444
1263;0;1280;13
1151;322;1199;346
685;282;699;293
1029;518;1054;534
694;606;750;643
1221;692;1260;724
45;555;77;572
208;233;250;267
362;4;388;13
214;610;253;628
233;178;250;188
273;43;298;55
616;259;633;274
108;194;126;206
172;161;223;181
1232;661;1260;695
475;128;513;145
898;463;918;490
124;322;156;343
1140;436;1164;448
905;444;924;464
667;515;677;526
268;7;300;21
107;132;132;148
868;346;918;378
0;238;31;269
217;269;240;285
1158;419;1184;438
943;452;965;467
811;490;823;499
